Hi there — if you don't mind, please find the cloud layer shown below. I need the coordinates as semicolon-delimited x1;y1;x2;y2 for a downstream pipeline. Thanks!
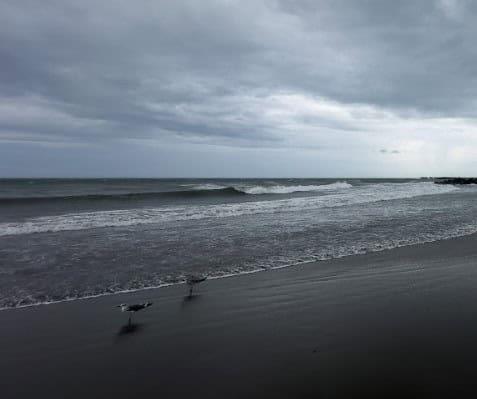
2;0;477;176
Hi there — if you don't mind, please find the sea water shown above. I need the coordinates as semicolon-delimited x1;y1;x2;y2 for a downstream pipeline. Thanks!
0;178;475;308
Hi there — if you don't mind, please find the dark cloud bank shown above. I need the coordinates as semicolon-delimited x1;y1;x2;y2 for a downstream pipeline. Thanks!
1;0;477;177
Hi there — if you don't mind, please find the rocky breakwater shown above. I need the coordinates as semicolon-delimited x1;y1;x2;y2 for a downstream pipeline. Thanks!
435;177;477;185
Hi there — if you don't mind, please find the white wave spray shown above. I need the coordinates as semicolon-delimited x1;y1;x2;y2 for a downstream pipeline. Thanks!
0;182;458;236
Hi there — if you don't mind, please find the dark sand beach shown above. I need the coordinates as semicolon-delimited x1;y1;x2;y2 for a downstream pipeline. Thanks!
3;234;477;398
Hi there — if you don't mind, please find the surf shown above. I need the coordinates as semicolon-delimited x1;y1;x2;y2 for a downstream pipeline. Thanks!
0;182;458;237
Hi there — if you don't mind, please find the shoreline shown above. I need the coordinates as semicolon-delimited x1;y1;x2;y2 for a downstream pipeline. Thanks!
3;228;477;311
4;232;477;397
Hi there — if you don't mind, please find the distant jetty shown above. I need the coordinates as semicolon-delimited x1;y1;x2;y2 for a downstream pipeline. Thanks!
434;177;477;185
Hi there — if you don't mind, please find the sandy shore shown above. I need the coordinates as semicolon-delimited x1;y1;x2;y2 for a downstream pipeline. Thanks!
3;234;477;398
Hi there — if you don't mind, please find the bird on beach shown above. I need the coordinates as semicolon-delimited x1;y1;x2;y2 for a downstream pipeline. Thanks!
186;275;207;297
117;302;152;325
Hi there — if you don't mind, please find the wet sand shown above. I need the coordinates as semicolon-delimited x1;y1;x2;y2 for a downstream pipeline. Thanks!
3;234;477;398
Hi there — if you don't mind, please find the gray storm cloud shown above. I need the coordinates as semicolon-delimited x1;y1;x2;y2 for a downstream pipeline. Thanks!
1;0;477;177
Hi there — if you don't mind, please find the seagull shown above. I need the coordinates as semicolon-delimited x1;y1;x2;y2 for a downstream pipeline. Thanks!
186;275;207;297
117;302;152;325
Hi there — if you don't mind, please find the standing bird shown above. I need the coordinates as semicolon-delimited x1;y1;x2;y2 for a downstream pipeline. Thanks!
117;302;152;325
186;275;207;297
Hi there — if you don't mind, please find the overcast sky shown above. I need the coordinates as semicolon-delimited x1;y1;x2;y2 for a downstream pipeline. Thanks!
1;0;477;177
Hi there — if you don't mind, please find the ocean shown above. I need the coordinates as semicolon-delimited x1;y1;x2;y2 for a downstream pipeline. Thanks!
0;178;476;309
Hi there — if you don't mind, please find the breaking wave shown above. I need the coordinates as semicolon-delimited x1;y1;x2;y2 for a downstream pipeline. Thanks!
0;182;458;237
0;182;350;203
238;181;352;194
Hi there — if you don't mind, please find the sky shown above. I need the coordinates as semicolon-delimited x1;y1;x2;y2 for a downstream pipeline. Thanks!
1;0;477;177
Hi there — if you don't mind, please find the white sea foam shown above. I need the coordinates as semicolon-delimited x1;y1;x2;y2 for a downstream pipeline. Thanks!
238;181;352;194
0;182;458;237
191;183;228;191
4;219;477;310
189;181;352;194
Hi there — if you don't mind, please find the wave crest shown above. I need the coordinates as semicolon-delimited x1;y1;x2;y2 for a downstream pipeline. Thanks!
0;182;349;203
0;182;458;237
238;182;352;194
